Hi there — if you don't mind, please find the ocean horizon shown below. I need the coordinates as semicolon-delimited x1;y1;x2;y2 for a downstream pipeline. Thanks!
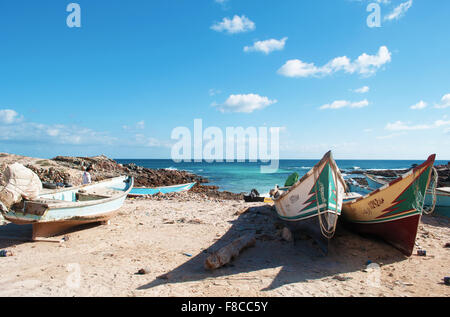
115;158;449;194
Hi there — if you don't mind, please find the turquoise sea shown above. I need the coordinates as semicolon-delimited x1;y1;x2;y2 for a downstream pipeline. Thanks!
115;159;448;194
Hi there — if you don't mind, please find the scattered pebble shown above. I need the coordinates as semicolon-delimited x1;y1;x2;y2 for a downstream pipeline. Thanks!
136;268;150;275
333;275;352;282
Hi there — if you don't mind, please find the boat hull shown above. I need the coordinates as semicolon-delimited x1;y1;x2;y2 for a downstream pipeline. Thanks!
424;189;450;218
273;151;347;253
2;176;133;239
343;155;435;256
343;214;421;256
128;182;195;196
368;174;450;218
282;213;337;254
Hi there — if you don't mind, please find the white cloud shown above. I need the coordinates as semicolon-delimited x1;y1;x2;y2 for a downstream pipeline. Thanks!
214;93;277;113
385;119;450;131
0;121;117;146
410;100;427;110
435;119;450;127
0;110;176;150
385;121;431;131
278;46;391;78
136;120;145;129
209;88;222;96
244;37;287;54
0;109;22;124
211;15;255;34
376;132;406;140
123;121;145;131
435;94;450;109
319;99;369;110
353;86;370;94
134;134;170;148
384;0;413;21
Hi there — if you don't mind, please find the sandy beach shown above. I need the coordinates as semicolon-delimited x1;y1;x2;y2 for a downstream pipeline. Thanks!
0;191;448;297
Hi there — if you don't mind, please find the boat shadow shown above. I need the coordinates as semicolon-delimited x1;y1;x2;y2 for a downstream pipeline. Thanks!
421;214;449;228
0;221;104;249
0;223;33;248
137;204;407;292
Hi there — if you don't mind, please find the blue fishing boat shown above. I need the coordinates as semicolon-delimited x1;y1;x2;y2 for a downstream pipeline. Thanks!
128;182;196;197
424;187;450;217
2;176;133;239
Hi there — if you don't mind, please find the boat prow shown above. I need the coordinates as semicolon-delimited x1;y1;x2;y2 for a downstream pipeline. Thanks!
273;151;347;254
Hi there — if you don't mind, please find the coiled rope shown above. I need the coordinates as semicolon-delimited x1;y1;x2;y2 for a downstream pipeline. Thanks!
422;167;438;215
314;165;339;239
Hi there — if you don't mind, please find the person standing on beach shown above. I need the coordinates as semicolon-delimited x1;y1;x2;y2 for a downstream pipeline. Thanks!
82;167;92;185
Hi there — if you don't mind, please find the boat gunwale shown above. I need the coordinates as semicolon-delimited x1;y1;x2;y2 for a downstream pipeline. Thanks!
365;173;390;185
274;151;348;203
19;176;134;210
131;182;196;190
344;154;436;205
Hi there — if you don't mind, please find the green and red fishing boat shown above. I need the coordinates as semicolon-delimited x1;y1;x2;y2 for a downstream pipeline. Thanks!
342;154;436;256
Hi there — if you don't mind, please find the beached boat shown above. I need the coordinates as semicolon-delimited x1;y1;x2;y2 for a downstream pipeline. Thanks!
366;172;449;218
342;155;436;256
365;173;390;189
128;182;196;197
424;187;450;217
2;176;133;240
347;178;374;195
272;151;347;253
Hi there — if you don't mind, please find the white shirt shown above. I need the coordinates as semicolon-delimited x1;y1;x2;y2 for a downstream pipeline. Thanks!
82;172;91;185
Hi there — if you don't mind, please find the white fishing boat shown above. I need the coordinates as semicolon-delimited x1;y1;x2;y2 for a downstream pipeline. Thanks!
2;176;133;239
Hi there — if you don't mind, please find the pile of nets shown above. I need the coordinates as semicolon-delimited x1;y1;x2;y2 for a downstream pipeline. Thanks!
0;163;42;211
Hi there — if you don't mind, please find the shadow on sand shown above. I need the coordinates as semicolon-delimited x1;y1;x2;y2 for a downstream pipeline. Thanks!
421;214;449;228
0;221;104;249
137;205;408;292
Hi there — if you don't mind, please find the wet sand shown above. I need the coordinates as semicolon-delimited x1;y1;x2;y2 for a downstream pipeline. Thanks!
0;192;449;297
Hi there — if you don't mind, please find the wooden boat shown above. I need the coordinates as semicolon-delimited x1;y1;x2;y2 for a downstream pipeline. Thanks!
347;178;374;195
272;151;347;253
2;176;133;240
128;182;195;197
365;173;390;189
366;172;449;218
342;155;436;256
424;187;450;218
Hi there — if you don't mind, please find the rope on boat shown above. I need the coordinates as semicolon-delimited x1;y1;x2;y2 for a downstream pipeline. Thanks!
422;167;438;215
314;165;339;239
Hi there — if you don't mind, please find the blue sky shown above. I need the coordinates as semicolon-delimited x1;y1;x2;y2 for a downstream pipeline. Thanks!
0;0;449;160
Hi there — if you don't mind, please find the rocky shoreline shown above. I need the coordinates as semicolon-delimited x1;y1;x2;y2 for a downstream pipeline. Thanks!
1;153;449;200
0;153;243;200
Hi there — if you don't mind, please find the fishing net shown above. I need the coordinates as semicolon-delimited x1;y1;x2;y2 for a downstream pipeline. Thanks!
0;163;42;211
422;167;438;215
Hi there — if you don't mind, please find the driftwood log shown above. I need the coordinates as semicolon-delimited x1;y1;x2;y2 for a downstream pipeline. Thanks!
205;234;256;270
